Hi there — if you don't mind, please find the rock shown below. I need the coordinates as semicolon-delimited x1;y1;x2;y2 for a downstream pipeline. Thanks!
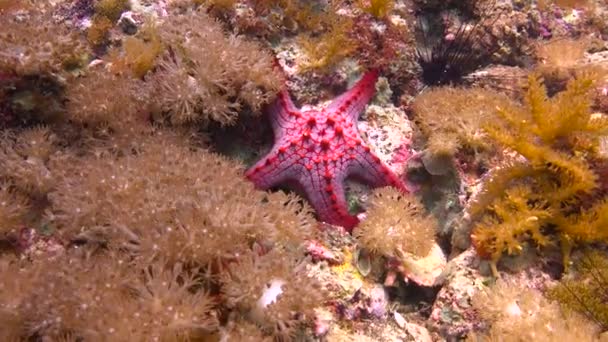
421;151;453;176
367;285;389;319
393;311;406;328
405;322;432;342
400;243;447;287
118;11;138;35
429;248;486;339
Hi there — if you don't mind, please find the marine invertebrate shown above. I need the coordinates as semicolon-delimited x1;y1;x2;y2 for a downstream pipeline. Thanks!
471;278;601;340
548;251;608;330
0;183;29;237
120;20;163;78
0;126;58;199
470;73;608;275
536;38;588;73
0;3;88;75
147;9;282;125
221;249;323;340
0;252;219;340
414;1;503;86
87;15;113;46
245;70;408;231
49;132;314;266
411;86;513;174
209;0;332;38
105;17;163;78
299;18;357;73
86;0;130;48
354;187;436;258
64;67;148;144
298;1;410;74
358;0;394;18
0;128;319;340
95;0;129;21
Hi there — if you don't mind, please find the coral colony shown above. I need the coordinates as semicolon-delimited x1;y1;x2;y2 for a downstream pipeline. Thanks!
246;70;408;231
1;0;608;341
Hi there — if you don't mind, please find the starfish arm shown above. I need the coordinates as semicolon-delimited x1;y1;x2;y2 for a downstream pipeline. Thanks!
268;90;299;141
346;145;408;193
301;170;359;231
326;69;379;121
245;144;302;190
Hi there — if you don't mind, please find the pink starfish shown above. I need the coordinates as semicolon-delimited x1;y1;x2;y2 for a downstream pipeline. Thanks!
245;70;408;231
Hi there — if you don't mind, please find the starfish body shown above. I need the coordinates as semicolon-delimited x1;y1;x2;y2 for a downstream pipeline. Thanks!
246;70;408;231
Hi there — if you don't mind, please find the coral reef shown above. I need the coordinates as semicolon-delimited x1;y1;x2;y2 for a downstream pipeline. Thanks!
0;130;322;340
1;0;608;340
49;133;315;263
0;2;88;75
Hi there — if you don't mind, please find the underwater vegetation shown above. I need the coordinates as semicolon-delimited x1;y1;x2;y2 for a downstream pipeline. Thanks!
354;187;436;259
470;72;608;275
0;2;317;340
0;130;322;340
548;251;608;331
0;0;608;340
411;87;514;175
358;0;395;18
470;278;601;341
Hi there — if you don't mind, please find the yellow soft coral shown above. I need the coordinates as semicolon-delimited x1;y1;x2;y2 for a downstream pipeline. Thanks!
299;18;357;72
471;72;608;275
358;0;394;18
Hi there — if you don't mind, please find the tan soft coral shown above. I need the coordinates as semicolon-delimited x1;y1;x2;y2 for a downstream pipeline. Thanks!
470;278;601;341
0;127;58;199
48;132;314;266
0;2;88;75
1;128;320;340
0;252;218;341
147;9;283;126
535;38;607;89
221;249;323;340
354;187;436;258
412;87;515;174
64;68;148;131
0;184;29;237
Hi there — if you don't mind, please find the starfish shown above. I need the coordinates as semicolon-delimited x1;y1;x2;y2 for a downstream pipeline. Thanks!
245;70;408;231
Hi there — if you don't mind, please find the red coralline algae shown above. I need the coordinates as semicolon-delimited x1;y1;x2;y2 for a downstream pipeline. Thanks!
246;70;408;231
